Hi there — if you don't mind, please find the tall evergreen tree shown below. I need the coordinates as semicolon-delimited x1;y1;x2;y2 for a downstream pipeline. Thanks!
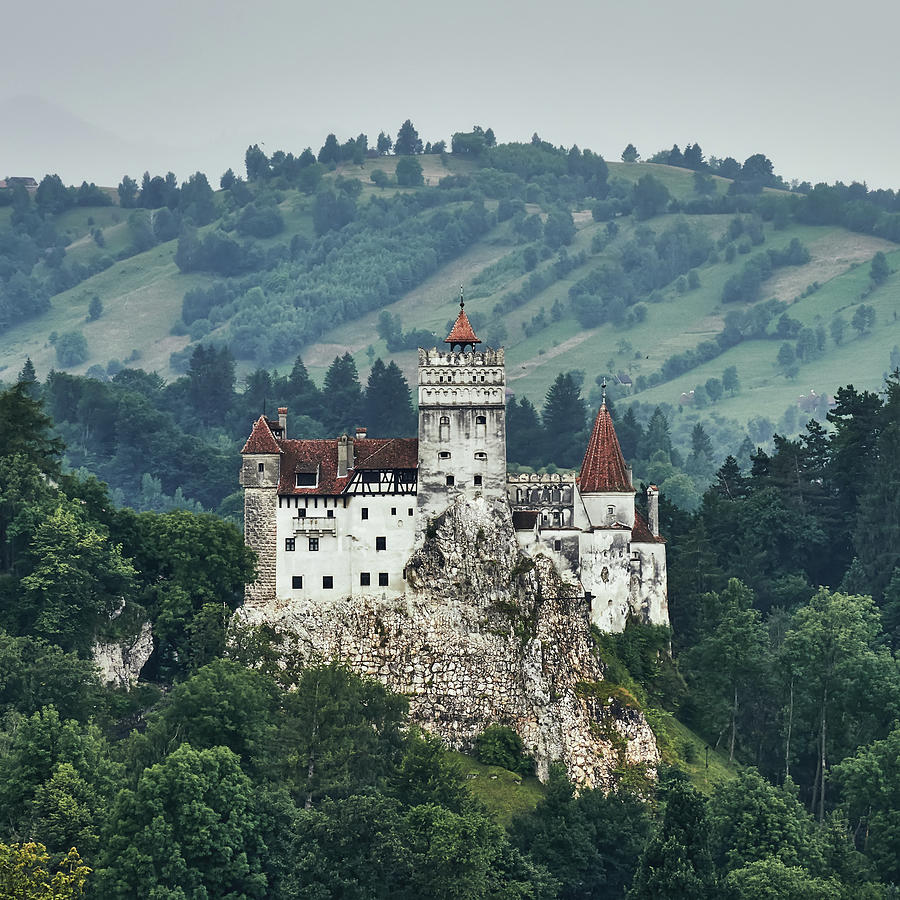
322;353;363;433
364;359;415;437
542;373;586;468
631;777;717;899
506;397;544;468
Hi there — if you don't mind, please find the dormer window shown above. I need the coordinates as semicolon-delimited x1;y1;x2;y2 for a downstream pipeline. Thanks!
295;467;318;488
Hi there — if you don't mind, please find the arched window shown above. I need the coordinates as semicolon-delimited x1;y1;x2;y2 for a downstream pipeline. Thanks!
439;416;450;442
474;451;487;462
475;414;486;438
439;451;451;459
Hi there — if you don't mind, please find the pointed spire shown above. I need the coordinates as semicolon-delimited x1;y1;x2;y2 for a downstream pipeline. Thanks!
578;403;632;493
241;415;282;454
444;286;481;350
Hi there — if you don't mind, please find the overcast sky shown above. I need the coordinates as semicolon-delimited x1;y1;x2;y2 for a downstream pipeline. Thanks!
3;0;898;189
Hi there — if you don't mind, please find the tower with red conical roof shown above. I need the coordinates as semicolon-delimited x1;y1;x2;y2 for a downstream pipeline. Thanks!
577;393;635;529
417;288;507;529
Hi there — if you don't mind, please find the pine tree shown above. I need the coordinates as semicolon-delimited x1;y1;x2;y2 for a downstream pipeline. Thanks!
322;353;363;433
631;777;717;899
506;397;544;467
364;359;415;437
542;374;586;468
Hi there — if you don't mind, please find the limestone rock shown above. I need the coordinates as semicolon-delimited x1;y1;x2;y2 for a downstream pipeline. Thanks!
92;621;153;690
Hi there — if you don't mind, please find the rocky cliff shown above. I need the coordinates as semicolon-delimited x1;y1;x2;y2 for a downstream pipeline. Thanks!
237;496;658;787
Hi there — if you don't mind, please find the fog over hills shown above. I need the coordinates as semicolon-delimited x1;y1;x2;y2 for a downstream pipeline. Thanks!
0;95;238;186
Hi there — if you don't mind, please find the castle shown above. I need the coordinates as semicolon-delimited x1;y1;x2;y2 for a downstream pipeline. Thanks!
240;300;668;633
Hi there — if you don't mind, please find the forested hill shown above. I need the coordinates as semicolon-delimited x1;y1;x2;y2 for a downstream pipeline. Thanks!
2;126;899;481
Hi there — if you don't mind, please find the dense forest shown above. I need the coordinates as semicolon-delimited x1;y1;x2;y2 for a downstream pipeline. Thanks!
3;124;900;896
2;363;900;895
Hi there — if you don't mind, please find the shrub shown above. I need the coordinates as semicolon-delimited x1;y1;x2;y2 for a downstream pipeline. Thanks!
475;724;534;776
55;331;88;366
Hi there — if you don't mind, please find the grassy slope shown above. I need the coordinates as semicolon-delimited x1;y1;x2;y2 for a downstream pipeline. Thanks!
1;161;896;443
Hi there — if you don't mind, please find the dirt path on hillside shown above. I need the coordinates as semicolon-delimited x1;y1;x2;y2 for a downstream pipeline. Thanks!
767;231;894;302
507;331;593;384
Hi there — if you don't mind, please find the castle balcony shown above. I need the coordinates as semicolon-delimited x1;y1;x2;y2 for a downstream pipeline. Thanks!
293;516;337;536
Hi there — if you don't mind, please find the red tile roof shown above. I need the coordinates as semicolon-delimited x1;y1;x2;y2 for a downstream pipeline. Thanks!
241;416;282;454
277;437;419;495
578;404;633;493
445;308;481;346
632;509;665;544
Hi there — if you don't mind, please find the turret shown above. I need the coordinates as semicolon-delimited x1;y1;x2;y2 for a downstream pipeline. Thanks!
240;416;282;606
417;289;507;530
577;398;635;528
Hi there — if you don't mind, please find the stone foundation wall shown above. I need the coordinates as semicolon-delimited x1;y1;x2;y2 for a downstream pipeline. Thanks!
238;496;658;788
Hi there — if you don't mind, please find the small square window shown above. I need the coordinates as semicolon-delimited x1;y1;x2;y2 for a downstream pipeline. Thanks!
295;471;317;487
376;536;386;551
438;451;451;459
474;475;482;486
360;572;371;586
323;576;333;589
408;507;414;516
285;538;295;552
446;475;455;486
554;539;562;551
326;509;334;518
391;507;397;516
292;575;303;589
361;507;369;520
378;572;389;586
309;537;319;551
298;508;306;518
257;462;265;473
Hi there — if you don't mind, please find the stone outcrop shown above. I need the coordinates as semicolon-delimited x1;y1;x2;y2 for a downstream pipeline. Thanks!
238;496;658;787
92;621;154;690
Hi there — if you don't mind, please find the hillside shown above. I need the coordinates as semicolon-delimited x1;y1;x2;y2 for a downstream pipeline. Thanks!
1;144;898;478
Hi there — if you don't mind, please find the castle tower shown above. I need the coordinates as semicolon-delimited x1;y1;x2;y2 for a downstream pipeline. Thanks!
577;398;635;528
239;415;282;607
417;292;506;528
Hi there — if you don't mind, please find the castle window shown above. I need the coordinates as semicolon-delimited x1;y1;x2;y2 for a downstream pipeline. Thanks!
309;538;319;551
295;471;317;487
292;576;303;589
475;414;486;438
438;451;451;459
439;416;450;442
391;507;397;515
361;507;369;520
607;505;615;522
376;536;386;551
554;540;562;551
298;508;306;518
362;471;379;484
474;451;487;461
360;572;371;586
326;509;334;518
474;475;482;486
378;572;389;586
446;475;455;486
408;507;413;516
323;576;333;589
285;538;295;552
257;462;265;473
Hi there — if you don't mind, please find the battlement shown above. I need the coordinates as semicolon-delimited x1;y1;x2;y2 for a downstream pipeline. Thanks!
418;347;505;368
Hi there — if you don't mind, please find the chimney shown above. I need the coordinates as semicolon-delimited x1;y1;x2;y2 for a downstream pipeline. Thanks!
626;463;633;489
337;434;353;477
647;485;659;537
278;407;288;439
355;426;368;440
